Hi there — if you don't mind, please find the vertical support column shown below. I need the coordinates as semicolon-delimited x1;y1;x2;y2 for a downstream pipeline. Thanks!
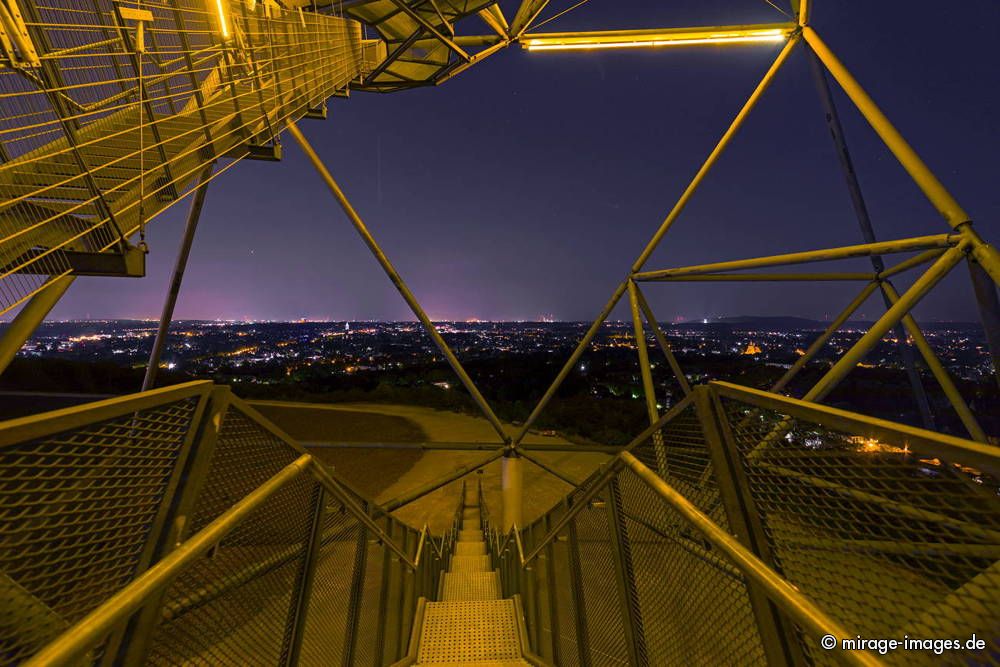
0;275;74;377
806;48;936;430
502;451;523;532
968;259;1000;389
282;483;326;667
143;162;214;391
605;478;647;666
694;386;801;667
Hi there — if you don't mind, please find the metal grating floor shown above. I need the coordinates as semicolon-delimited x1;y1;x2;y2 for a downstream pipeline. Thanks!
441;571;502;601
417;600;523;663
455;541;487;556
420;661;530;666
450;554;492;572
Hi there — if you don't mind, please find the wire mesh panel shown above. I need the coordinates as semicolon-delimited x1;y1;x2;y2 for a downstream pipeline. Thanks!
719;395;1000;666
547;531;582;665
616;466;766;665
0;390;205;664
146;474;318;665
350;531;387;667
571;503;630;666
144;403;317;664
298;507;363;665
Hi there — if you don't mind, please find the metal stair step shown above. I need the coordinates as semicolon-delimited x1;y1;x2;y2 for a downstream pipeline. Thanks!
440;570;501;602
459;529;483;541
420;662;530;666
450;554;491;572
454;541;486;556
417;600;523;664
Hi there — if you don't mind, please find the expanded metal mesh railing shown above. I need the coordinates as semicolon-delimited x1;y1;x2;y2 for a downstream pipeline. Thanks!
3;379;998;665
483;384;1000;667
0;380;451;666
0;0;377;314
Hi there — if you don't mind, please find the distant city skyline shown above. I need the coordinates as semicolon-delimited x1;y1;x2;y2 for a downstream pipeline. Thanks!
27;1;1000;323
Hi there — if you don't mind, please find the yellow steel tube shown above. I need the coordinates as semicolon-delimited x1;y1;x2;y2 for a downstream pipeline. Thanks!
620;452;881;667
880;282;987;441
878;248;946;280
803;28;970;227
286;121;510;444
771;281;880;393
652;272;874;282
804;245;966;403
628;281;661;428
632;34;799;272
797;0;810;26
0;275;74;376
634;234;956;280
633;283;692;395
628;281;669;476
961;226;1000;286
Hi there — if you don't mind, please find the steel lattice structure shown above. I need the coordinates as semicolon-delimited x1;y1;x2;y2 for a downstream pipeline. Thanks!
0;0;999;665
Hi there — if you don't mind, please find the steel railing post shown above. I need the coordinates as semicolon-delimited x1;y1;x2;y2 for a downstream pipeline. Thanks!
605;477;648;666
566;502;592;667
542;514;561;664
694;386;803;666
341;518;369;667
281;483;326;667
398;529;416;660
375;517;401;664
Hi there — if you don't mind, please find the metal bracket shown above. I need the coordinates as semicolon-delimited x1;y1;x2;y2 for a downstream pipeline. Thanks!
0;0;39;67
116;5;153;53
304;103;327;120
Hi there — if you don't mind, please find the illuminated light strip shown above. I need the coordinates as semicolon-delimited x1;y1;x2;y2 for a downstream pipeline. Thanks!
522;27;793;52
214;0;230;39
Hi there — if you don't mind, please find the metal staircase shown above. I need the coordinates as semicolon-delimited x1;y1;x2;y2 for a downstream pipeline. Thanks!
0;0;372;313
396;485;542;667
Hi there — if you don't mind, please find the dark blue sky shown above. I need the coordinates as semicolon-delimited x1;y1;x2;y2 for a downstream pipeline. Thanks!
44;0;1000;322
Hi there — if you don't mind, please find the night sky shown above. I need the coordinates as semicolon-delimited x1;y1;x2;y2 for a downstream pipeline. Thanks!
39;1;1000;322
